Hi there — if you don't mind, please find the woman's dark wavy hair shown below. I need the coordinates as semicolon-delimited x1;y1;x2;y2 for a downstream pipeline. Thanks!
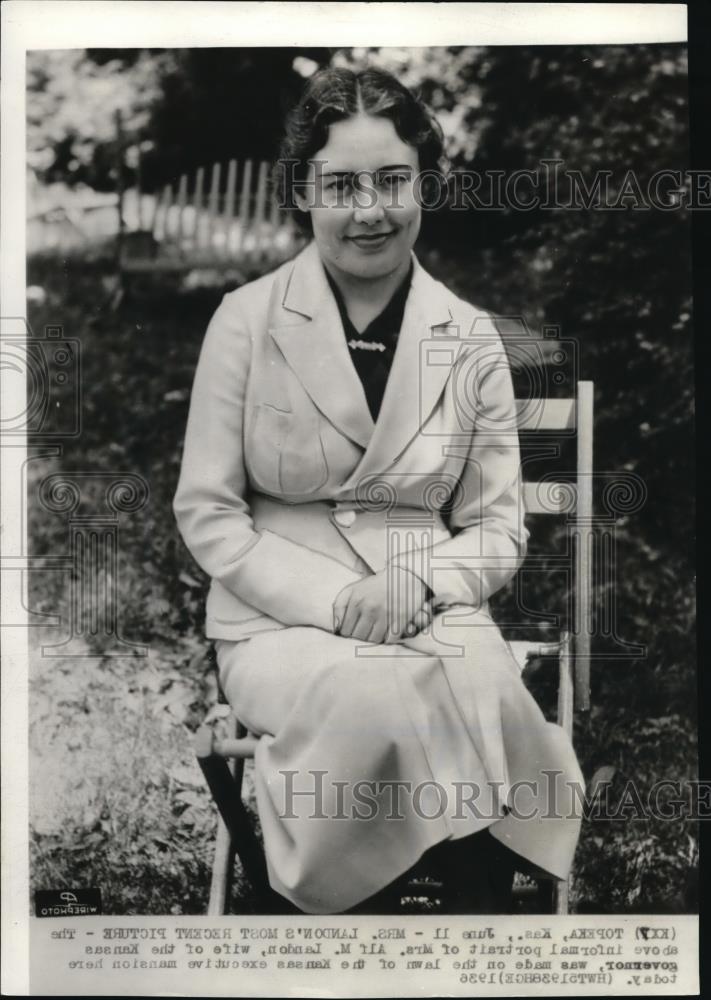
276;66;448;232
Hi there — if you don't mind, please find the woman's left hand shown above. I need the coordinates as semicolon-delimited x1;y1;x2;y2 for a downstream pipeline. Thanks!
333;567;431;644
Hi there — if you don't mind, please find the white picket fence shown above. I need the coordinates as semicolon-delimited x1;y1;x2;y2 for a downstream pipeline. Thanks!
119;157;302;274
27;115;305;276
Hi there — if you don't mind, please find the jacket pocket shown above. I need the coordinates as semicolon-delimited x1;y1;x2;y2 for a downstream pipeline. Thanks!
246;403;329;498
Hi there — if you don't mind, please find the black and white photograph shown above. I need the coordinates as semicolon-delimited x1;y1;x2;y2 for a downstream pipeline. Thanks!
1;2;702;996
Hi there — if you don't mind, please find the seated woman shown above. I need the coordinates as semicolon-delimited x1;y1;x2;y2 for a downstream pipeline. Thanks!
173;65;583;915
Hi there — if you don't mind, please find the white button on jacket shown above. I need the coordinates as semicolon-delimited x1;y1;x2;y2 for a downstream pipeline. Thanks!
333;507;357;528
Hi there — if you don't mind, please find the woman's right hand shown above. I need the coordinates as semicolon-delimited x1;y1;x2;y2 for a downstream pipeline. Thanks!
333;566;433;644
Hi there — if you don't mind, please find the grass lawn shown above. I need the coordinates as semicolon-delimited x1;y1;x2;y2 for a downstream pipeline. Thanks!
26;252;265;914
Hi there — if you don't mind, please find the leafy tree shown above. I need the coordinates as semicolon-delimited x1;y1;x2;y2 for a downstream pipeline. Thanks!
27;49;163;187
27;48;331;192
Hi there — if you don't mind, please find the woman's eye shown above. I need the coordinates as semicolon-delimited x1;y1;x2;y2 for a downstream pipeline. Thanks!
378;172;407;188
327;178;351;195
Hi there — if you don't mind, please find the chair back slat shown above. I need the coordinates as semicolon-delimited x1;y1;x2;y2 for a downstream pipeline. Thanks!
519;396;575;515
516;397;575;431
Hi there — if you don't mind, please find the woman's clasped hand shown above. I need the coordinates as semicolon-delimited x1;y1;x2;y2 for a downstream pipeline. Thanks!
332;565;431;643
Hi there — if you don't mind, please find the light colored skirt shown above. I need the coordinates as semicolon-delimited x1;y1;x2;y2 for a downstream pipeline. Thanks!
215;607;584;914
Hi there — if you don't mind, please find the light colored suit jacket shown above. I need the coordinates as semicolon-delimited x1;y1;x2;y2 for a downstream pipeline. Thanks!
173;240;528;640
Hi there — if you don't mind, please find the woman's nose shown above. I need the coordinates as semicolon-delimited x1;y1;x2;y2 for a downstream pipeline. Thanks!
352;185;386;226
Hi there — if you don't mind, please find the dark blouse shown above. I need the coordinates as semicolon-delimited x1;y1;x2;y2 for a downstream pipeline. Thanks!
325;263;414;422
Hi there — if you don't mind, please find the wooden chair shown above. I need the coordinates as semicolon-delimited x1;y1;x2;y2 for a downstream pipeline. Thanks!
195;380;595;915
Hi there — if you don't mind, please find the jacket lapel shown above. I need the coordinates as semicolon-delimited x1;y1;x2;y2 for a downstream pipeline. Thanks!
269;242;375;450
341;255;454;484
270;243;457;476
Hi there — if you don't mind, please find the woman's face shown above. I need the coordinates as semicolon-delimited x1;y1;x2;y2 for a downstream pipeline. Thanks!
295;113;421;282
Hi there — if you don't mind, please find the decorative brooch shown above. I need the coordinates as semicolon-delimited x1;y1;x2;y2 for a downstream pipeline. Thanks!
347;339;387;352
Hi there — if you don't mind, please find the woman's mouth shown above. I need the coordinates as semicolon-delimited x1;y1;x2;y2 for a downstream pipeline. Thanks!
345;231;396;251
